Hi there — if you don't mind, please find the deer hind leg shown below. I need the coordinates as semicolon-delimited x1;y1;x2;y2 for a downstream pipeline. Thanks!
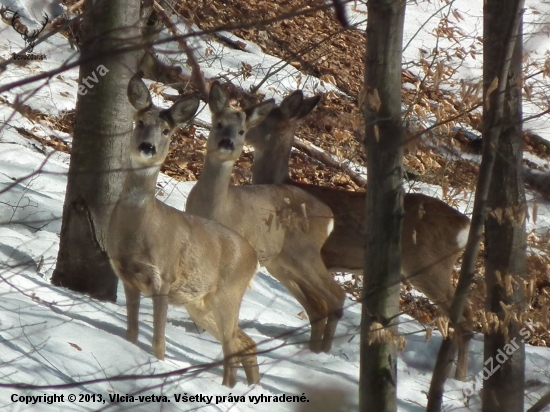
306;268;345;353
185;301;238;387
236;329;260;385
278;252;345;353
455;302;474;381
405;254;472;380
218;259;259;386
123;282;141;344
320;287;345;352
295;250;345;353
266;262;326;353
186;294;258;387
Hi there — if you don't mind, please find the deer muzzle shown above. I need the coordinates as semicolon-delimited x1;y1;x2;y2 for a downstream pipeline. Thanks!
218;139;235;152
138;142;156;158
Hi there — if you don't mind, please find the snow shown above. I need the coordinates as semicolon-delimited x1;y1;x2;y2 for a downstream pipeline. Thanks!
0;1;550;411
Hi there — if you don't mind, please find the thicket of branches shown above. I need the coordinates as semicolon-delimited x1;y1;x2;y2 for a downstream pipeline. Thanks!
1;0;550;410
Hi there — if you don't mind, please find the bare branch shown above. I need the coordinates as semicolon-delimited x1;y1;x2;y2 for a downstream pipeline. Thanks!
293;137;367;188
152;0;209;100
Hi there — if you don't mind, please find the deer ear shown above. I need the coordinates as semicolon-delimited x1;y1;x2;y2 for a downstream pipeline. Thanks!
127;74;152;110
208;81;228;116
244;99;275;129
160;96;200;127
280;90;304;120
297;95;321;119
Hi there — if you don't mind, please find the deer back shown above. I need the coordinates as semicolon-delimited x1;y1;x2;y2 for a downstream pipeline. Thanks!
224;184;334;264
244;90;471;274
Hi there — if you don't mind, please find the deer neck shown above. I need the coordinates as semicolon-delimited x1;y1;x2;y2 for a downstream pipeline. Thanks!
191;156;233;218
118;161;160;208
251;140;292;184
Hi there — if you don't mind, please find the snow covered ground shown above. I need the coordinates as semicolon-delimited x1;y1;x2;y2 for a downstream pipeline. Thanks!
1;1;550;411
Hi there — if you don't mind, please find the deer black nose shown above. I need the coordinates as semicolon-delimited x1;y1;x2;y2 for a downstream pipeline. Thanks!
218;139;234;151
139;142;156;156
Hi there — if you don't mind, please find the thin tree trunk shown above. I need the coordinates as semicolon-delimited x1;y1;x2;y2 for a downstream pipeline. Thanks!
51;0;140;301
528;389;550;412
482;3;526;411
360;1;406;411
427;0;525;410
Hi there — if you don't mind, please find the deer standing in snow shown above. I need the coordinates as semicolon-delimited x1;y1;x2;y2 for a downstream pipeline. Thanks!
186;82;346;354
107;75;260;387
244;90;474;380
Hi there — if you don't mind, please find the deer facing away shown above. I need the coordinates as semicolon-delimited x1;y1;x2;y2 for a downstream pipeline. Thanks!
186;82;346;354
244;90;474;380
107;75;260;388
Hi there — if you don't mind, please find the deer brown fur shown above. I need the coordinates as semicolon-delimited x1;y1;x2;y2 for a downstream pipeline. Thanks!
107;75;260;387
186;82;346;354
245;90;474;380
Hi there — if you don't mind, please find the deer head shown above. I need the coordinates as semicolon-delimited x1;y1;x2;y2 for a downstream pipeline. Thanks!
206;81;274;163
127;75;200;169
244;90;320;152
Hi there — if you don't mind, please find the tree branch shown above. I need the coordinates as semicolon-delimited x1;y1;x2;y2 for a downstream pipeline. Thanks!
293;137;367;188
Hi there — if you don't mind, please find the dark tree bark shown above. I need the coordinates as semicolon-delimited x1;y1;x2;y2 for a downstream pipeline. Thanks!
359;1;406;411
482;2;526;411
427;1;525;410
51;0;141;301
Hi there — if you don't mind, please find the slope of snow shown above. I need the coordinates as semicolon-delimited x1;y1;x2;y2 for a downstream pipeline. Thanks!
1;142;549;411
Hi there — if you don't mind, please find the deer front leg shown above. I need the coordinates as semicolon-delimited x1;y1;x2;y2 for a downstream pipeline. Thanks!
152;284;169;360
185;299;241;388
123;282;141;344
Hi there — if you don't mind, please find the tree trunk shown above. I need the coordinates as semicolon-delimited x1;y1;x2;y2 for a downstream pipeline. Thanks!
427;1;524;410
359;1;406;411
482;1;526;411
51;0;140;301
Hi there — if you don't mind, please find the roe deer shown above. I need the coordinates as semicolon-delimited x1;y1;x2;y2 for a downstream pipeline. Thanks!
244;90;474;380
107;75;260;387
186;82;346;354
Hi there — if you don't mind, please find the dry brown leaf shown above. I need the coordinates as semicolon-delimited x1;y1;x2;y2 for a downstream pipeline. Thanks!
368;88;381;112
485;76;499;109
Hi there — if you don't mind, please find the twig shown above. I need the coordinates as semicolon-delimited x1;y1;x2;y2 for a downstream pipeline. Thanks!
528;389;550;412
152;1;210;101
0;1;334;94
426;1;525;410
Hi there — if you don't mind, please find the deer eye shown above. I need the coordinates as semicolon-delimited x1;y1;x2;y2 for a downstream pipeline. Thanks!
238;130;244;135
162;128;170;136
137;120;144;128
217;122;223;129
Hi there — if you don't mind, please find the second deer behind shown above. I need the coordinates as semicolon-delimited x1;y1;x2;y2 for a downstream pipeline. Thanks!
245;90;474;380
186;82;346;354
